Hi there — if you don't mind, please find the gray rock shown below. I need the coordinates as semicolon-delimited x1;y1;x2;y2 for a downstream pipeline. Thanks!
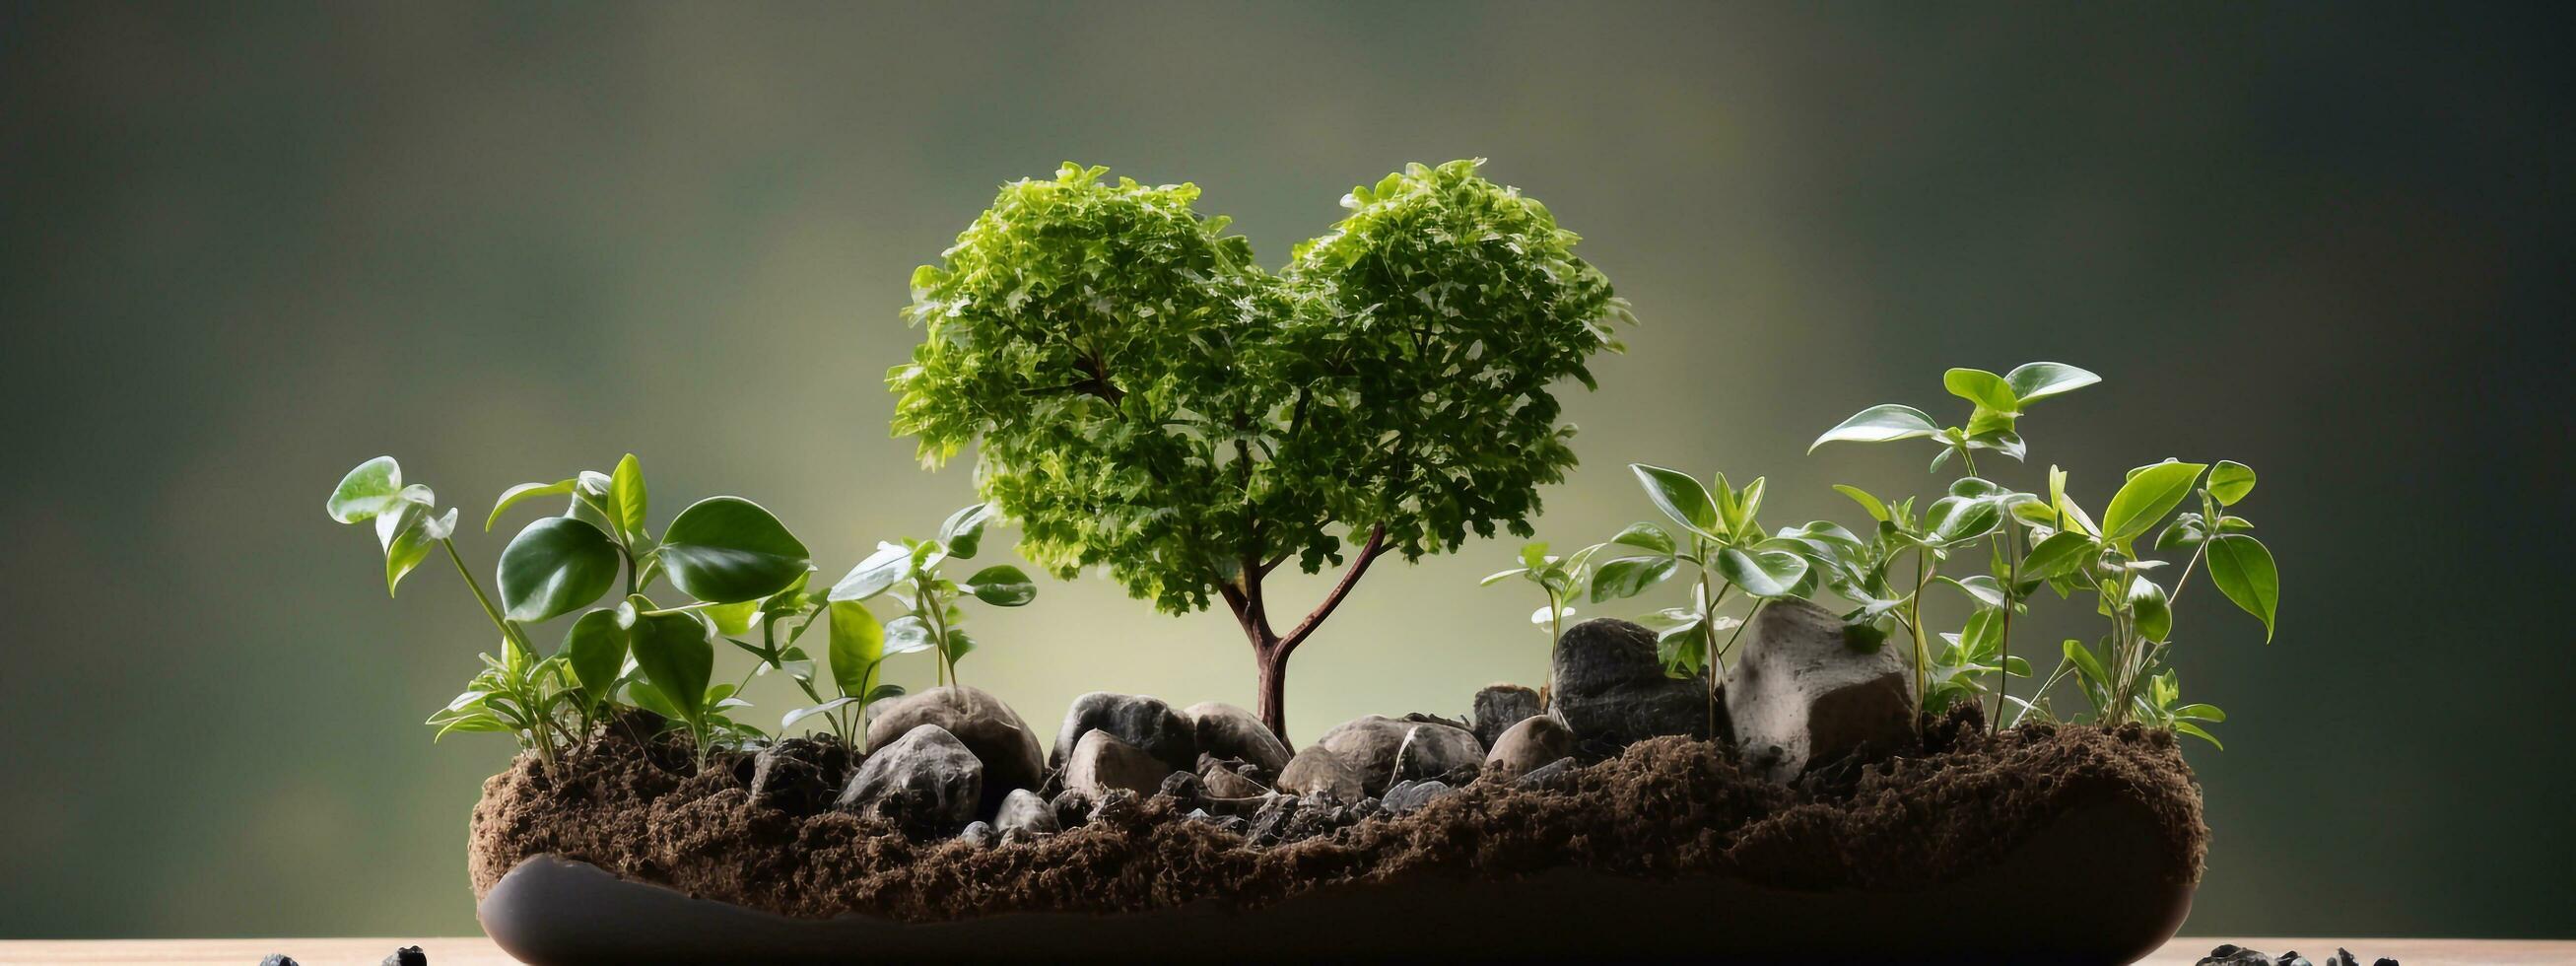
260;956;300;966
1049;788;1094;829
1516;756;1580;793
955;820;995;849
1724;597;1915;782
836;724;983;833
1051;691;1196;772
1181;701;1292;774
1087;789;1141;826
1064;729;1172;796
993;788;1059;836
1470;683;1544;747
1318;715;1484;794
1274;744;1365;801
998;826;1041;847
1483;715;1578;776
1158;769;1206;806
746;736;849;813
1381;779;1453;815
865;686;1046;817
382;946;426;966
1550;618;1721;745
1202;764;1269;798
1248;794;1302;845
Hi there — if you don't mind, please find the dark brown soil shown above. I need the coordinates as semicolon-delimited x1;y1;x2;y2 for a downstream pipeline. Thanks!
468;711;2206;923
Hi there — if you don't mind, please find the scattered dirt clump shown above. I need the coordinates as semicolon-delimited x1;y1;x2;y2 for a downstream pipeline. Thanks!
468;709;2206;923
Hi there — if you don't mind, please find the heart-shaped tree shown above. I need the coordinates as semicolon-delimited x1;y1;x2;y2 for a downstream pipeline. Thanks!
892;160;1630;738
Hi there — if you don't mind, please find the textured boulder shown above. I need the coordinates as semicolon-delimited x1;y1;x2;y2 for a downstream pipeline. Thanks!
1516;756;1581;793
992;788;1059;836
1318;715;1483;794
1180;701;1292;774
1274;744;1364;802
1063;729;1173;796
1550;618;1722;745
865;685;1046;815
1380;779;1454;815
1470;683;1544;748
1483;714;1577;776
1724;596;1915;782
1201;765;1269;799
836;724;983;832
1051;692;1196;772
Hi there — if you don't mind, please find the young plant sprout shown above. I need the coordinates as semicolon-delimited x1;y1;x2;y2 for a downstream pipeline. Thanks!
1480;542;1582;648
893;161;1629;737
826;503;1039;688
330;453;823;769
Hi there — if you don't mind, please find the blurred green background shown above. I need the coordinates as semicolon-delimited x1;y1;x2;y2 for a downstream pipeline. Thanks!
4;0;2568;941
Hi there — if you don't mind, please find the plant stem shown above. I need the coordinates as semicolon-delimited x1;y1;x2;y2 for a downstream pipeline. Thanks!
1911;547;1932;722
1996;525;2018;734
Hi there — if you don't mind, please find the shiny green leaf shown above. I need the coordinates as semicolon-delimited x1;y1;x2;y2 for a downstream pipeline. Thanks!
2206;534;2279;642
827;599;885;699
630;611;713;725
609;453;648;541
2003;362;2100;404
2209;460;2257;506
2101;461;2207;546
1717;546;1808;597
659;497;812;603
497;517;622;623
938;503;997;559
1943;368;2018;412
1589;556;1678;603
964;564;1037;606
487;479;576;531
562;608;630;709
1809;403;1941;451
1630;463;1719;536
327;455;404;523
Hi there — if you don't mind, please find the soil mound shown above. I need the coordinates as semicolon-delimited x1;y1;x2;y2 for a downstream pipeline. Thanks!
468;713;2205;923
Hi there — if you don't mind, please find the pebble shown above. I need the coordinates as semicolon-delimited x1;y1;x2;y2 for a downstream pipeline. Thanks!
382;946;428;966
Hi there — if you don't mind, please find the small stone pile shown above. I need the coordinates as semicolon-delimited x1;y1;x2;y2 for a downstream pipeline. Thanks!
2198;944;2397;966
806;598;1936;847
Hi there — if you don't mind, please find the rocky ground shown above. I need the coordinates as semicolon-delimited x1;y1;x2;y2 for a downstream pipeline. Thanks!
468;601;2208;922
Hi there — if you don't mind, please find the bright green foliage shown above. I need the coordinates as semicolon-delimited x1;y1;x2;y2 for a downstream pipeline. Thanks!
1514;362;2281;753
329;453;857;770
825;503;1035;692
1480;542;1583;647
893;161;1627;736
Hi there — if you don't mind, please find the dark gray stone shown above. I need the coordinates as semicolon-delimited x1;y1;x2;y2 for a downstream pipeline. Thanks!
1470;683;1544;747
1051;691;1196;772
865;686;1047;816
1381;779;1453;815
836;724;983;833
1515;756;1581;793
1550;618;1721;745
993;788;1059;836
1157;768;1206;807
1483;714;1578;776
1049;788;1093;829
1181;701;1291;775
954;821;995;849
1724;597;1915;782
1317;715;1483;794
381;947;427;966
260;956;300;966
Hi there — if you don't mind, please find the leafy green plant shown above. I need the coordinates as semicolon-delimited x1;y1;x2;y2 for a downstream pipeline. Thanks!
331;453;824;768
826;503;1038;688
1480;542;1583;647
893;160;1628;737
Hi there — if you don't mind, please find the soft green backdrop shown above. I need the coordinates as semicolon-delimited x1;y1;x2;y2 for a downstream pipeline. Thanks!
3;0;2567;940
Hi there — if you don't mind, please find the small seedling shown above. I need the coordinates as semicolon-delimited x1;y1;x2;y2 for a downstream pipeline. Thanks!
825;503;1038;688
1480;542;1582;648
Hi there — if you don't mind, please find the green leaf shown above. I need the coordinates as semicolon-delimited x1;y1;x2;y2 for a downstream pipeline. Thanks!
381;505;455;596
1809;404;1942;451
1630;463;1719;536
1833;484;1890;522
963;564;1037;606
2101;461;2208;546
939;503;997;559
609;453;648;541
1479;567;1529;586
2173;703;2226;723
2003;362;2100;404
2020;529;2099;579
2205;534;2279;642
1943;369;2018;412
943;627;977;666
486;479;577;531
1925;495;2002;546
1716;547;1808;597
1607;521;1676;556
703;598;761;636
2173;721;2223;749
630;611;713;725
830;544;912;602
781;697;859;732
327;456;405;523
882;614;936;655
826;599;885;699
562;608;630;709
1589;556;1679;603
2209;460;2257;506
497;517;623;623
2063;639;2111;693
658;497;812;603
2128;578;2172;642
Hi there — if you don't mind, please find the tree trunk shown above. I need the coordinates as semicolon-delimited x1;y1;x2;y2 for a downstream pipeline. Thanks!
1222;524;1390;745
1254;642;1290;742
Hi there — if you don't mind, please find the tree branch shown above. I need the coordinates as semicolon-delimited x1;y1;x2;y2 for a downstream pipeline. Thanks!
1274;522;1389;657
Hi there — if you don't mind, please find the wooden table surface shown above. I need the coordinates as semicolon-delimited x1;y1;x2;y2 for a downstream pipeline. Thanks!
0;936;2566;964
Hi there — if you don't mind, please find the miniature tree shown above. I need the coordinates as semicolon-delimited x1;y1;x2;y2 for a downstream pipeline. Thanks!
892;161;1628;738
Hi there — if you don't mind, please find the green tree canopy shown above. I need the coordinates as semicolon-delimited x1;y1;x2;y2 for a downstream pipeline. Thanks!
892;160;1628;735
